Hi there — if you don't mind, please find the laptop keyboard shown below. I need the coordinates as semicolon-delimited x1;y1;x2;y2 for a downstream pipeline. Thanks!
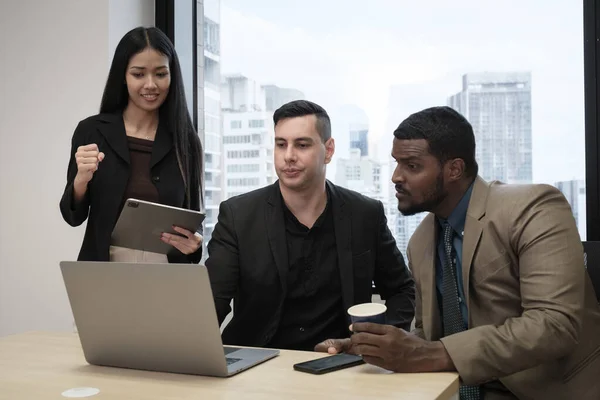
224;346;241;366
226;357;242;366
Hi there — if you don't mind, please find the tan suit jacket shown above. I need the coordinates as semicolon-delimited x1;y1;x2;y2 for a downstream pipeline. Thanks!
407;177;600;400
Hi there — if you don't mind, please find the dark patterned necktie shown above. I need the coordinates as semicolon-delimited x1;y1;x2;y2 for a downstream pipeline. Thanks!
441;222;481;400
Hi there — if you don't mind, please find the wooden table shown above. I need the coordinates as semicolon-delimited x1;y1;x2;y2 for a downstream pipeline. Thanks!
0;332;459;399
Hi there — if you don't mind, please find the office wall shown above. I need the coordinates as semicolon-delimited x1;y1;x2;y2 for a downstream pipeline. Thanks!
109;0;155;58
0;0;153;336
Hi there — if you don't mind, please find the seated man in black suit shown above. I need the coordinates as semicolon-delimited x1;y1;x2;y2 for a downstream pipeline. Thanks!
206;100;415;351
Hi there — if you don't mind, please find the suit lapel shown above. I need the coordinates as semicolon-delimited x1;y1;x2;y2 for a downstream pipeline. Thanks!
97;114;130;164
150;120;173;168
418;215;442;340
461;177;489;314
97;114;173;167
329;182;354;311
266;182;289;294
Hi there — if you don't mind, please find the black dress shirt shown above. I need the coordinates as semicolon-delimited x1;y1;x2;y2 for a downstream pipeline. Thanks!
268;189;348;350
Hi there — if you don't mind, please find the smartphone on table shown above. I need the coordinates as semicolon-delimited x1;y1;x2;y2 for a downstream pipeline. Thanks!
293;353;364;375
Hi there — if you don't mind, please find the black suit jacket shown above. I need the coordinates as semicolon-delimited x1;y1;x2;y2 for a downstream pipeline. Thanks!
59;113;202;263
206;181;415;348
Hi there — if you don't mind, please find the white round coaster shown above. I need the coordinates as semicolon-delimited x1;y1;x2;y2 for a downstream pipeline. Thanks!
61;387;100;398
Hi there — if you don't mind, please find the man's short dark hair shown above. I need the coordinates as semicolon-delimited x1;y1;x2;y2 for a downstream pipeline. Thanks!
393;106;479;178
273;100;331;142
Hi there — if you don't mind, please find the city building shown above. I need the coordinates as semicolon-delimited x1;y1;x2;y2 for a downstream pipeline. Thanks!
200;0;223;259
335;148;382;201
555;179;587;239
448;72;533;184
262;84;305;111
221;74;276;199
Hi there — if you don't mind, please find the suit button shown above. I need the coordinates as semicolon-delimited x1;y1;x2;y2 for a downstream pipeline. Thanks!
152;176;160;182
299;327;305;332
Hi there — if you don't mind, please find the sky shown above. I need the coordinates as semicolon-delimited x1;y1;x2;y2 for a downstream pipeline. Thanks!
218;0;584;184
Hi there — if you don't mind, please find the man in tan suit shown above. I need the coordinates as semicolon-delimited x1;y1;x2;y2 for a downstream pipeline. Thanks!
317;107;600;399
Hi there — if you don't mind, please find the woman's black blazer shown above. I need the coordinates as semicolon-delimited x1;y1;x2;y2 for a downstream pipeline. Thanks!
59;113;203;263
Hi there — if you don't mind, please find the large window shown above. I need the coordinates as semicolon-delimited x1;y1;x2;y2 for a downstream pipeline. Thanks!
159;1;599;258
197;0;587;255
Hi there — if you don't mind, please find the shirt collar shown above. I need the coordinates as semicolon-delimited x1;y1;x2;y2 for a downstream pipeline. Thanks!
437;181;475;237
280;185;331;228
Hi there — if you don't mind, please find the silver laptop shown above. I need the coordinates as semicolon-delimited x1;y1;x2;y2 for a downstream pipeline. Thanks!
59;261;279;377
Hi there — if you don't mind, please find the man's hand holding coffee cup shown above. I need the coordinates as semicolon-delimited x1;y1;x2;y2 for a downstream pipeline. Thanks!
316;302;454;373
349;323;455;373
314;302;387;355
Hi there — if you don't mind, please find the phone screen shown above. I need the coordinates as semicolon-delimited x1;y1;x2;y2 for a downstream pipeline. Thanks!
293;353;364;375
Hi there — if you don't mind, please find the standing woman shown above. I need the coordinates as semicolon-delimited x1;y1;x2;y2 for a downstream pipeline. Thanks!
60;27;204;263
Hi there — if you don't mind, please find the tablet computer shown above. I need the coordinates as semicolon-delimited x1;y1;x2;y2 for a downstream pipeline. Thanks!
111;198;205;255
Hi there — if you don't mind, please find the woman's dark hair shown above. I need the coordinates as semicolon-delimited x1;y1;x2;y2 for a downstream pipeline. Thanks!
100;26;203;208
